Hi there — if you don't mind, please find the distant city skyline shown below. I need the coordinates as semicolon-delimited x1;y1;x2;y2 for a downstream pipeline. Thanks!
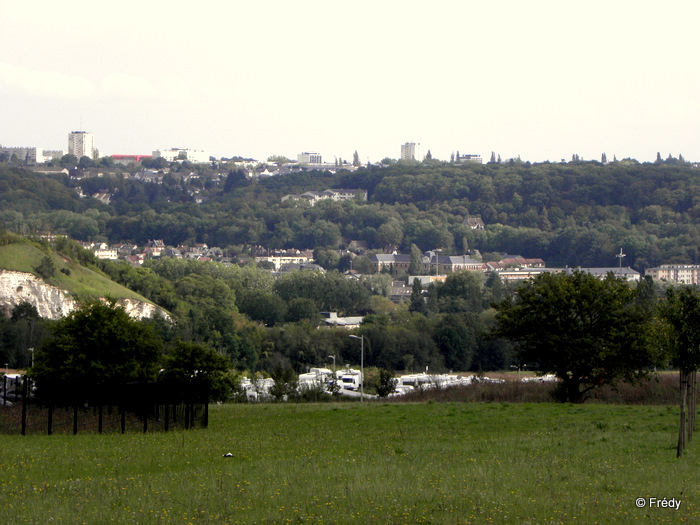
2;1;699;164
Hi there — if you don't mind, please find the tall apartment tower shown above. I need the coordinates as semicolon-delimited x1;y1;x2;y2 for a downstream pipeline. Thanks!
400;142;420;161
68;131;95;159
297;152;322;164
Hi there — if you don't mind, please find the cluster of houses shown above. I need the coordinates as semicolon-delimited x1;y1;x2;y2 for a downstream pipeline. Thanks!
77;236;700;296
79;240;226;266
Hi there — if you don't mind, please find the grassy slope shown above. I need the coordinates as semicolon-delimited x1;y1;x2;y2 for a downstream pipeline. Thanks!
0;242;149;303
0;402;697;523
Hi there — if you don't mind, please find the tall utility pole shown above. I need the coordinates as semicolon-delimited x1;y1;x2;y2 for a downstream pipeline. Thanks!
434;249;442;276
616;248;626;276
349;335;364;403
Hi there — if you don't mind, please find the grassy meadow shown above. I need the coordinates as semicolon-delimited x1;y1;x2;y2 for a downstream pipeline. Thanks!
0;241;149;302
1;401;698;523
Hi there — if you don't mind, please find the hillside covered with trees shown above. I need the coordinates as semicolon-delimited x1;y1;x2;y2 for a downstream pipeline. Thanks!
1;157;699;270
2;156;700;387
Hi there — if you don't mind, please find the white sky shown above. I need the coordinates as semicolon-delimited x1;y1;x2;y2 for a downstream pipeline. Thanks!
1;0;699;163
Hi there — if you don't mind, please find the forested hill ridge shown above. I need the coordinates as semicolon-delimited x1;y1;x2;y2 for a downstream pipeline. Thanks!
1;158;700;270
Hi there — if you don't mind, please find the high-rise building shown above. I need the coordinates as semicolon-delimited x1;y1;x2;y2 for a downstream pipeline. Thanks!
0;145;44;163
400;142;420;161
68;131;95;159
297;152;322;164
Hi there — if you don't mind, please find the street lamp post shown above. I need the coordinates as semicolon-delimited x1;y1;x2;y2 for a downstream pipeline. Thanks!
29;348;34;368
348;335;364;403
616;248;626;276
510;364;521;381
434;249;442;276
328;355;336;373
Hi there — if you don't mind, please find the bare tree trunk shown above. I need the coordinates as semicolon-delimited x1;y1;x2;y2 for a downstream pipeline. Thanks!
689;370;697;443
678;371;688;458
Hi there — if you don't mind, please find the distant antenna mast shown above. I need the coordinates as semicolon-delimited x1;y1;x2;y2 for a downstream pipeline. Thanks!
616;248;626;275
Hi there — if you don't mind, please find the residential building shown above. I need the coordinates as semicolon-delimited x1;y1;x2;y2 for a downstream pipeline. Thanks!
456;154;483;164
93;243;118;260
493;268;560;282
144;239;165;258
423;253;484;274
463;216;485;230
0;146;44;163
565;267;640;282
111;154;153;165
79;242;117;260
485;255;546;271
372;252;484;276
389;281;412;303
297;152;322;164
91;192;112;205
68;131;95;159
408;275;447;287
277;262;325;273
371;253;412;274
254;250;313;271
401;142;420;161
645;264;700;284
153;148;210;163
114;243;140;257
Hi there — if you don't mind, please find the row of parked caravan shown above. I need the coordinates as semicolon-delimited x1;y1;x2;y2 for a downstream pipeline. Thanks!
520;373;557;383
237;369;514;401
390;373;506;396
240;367;364;401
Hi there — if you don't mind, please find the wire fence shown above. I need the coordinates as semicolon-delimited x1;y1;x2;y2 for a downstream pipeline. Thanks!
0;376;209;435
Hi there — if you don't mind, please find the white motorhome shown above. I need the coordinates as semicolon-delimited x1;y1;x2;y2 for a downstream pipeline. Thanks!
336;367;363;391
298;367;335;391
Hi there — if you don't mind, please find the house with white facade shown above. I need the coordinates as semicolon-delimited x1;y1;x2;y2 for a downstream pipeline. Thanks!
645;264;700;284
152;148;210;164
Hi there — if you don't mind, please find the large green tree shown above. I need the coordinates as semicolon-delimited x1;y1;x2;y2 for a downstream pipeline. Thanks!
658;286;700;456
160;340;231;402
492;271;655;402
31;302;162;404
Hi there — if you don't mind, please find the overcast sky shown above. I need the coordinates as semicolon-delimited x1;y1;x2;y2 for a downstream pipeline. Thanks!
2;1;699;163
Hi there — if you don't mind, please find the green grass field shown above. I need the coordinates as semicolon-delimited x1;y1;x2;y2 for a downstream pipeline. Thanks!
1;402;698;523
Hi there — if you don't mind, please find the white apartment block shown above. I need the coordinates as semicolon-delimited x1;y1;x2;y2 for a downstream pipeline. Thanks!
297;152;322;164
401;142;420;161
153;148;210;164
68;131;95;159
0;146;44;163
456;154;483;164
254;254;312;270
645;265;700;285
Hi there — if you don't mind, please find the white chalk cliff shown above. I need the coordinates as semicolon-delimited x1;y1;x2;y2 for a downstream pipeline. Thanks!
0;270;168;320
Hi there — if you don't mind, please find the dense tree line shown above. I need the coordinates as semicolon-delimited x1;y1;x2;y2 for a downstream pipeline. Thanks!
2;158;700;270
5;234;700;410
94;254;514;375
5;155;700;410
